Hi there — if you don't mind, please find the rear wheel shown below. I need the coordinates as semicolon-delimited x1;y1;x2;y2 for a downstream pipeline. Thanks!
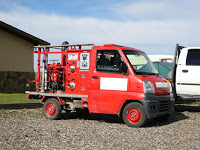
122;102;147;127
43;98;62;120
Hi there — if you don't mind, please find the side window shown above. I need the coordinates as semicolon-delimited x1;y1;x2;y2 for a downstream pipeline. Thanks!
96;50;122;73
186;49;200;66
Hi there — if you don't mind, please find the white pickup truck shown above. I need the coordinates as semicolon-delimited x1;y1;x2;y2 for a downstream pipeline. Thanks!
172;44;200;100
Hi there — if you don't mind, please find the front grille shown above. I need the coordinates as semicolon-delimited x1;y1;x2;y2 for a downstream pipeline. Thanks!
159;100;170;112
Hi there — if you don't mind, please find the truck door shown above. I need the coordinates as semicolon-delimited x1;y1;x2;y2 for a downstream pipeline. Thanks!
176;48;200;96
89;49;129;114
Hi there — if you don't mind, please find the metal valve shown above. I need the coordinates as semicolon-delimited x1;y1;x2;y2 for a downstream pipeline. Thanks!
67;82;75;90
69;65;75;73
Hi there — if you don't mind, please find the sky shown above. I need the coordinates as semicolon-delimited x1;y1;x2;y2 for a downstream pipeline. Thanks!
0;0;200;56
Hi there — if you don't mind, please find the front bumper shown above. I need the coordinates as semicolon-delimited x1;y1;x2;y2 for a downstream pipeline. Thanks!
139;94;175;119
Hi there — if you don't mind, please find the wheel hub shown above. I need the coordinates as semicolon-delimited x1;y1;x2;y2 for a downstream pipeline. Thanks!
127;107;142;124
45;103;56;117
131;114;136;118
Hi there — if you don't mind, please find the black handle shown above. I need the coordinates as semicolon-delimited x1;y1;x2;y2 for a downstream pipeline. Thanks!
182;70;188;73
92;76;99;79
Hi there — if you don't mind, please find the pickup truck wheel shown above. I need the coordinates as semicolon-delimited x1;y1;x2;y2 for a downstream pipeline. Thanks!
122;102;147;127
43;98;62;120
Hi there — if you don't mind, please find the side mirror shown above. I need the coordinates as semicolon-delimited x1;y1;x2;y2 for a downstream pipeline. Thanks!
120;62;128;74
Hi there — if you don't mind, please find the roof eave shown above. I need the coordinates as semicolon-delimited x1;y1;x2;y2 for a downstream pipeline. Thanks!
0;21;50;46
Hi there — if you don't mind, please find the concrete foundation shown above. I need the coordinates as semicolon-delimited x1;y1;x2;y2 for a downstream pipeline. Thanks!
0;71;35;93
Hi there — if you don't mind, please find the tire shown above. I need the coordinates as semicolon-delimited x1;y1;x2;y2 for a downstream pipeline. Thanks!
122;102;147;127
43;98;62;120
172;86;180;102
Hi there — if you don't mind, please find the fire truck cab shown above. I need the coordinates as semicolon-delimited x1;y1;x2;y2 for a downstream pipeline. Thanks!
26;43;174;127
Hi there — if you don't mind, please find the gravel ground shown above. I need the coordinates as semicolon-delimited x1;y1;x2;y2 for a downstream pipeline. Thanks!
0;104;199;150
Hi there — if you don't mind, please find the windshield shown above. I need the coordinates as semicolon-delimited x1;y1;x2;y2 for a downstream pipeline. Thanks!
123;50;158;75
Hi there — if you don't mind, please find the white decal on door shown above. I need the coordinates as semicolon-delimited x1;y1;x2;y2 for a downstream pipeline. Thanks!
100;77;128;91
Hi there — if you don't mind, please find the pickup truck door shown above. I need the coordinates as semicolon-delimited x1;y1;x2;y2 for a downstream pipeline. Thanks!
176;48;200;96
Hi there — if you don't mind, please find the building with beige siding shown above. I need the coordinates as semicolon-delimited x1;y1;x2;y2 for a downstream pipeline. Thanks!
0;21;50;93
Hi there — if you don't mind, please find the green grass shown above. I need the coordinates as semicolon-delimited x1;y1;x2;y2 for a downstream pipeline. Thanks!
0;93;39;104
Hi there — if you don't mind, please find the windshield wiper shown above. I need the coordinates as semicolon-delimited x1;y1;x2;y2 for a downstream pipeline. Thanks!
156;73;160;77
147;73;160;76
136;72;159;76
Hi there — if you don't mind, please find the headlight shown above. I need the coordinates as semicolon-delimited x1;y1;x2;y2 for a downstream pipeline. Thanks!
155;81;171;92
166;81;172;93
143;80;155;94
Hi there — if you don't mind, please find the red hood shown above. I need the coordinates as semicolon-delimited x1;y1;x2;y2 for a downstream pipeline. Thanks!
137;75;170;95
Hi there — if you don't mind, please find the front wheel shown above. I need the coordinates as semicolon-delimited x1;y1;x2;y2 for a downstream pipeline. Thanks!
122;102;147;127
43;98;62;120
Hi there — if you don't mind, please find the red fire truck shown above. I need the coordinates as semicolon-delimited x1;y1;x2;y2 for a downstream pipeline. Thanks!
26;43;174;127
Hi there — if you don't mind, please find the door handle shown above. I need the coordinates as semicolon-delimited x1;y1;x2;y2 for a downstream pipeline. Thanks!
92;76;99;79
182;70;188;73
